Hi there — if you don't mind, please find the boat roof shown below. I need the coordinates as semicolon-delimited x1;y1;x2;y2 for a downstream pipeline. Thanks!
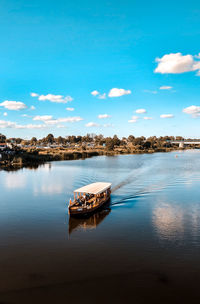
74;182;111;195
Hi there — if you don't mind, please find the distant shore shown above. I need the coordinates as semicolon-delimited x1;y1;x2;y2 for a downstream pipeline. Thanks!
0;146;191;171
1;133;200;170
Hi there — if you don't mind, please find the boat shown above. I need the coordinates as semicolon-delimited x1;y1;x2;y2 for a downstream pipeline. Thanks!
68;182;111;216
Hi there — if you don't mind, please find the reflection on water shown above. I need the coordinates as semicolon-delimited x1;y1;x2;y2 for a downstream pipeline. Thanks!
0;163;44;172
153;202;184;241
5;173;27;189
40;184;64;194
1;151;200;302
68;208;111;235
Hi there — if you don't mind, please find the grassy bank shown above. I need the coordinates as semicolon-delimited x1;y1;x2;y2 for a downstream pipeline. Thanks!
0;145;187;171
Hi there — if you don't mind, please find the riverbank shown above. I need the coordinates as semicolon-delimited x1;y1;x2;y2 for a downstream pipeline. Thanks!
0;145;189;170
0;149;100;170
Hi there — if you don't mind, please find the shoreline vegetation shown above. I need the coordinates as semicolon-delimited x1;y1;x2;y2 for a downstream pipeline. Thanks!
0;133;199;170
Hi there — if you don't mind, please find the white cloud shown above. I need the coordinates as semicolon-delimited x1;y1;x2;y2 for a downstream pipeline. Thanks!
128;120;137;123
159;86;172;90
44;119;60;125
57;117;83;123
144;90;157;94
66;107;74;111
128;115;138;123
0;120;15;128
33;115;53;121
0;100;27;111
31;93;73;103
91;91;106;99
32;115;83;126
98;93;106;99
135;108;146;114
43;116;83;125
41;120;58;125
103;123;113;127
183;105;200;117
31;93;39;97
143;117;153;120
155;53;200;74
98;114;111;119
160;114;174;118
0;120;46;129
91;90;99;96
85;122;99;127
22;124;47;129
39;94;73;103
3;112;7;116
30;105;36;110
0;113;83;130
108;88;131;97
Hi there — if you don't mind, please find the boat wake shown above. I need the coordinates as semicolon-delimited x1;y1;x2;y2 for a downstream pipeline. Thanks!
111;172;200;206
111;160;152;193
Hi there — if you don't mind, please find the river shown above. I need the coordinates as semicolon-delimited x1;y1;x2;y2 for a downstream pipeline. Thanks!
0;150;200;303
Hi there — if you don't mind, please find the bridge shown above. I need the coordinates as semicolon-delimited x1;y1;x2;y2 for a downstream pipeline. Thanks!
168;140;200;148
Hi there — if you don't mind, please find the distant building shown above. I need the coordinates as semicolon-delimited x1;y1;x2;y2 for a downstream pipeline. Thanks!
87;143;95;148
6;143;13;149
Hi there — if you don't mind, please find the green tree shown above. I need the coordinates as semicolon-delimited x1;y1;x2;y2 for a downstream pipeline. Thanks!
143;141;151;149
0;133;6;143
30;137;37;145
128;135;135;143
46;134;54;144
105;137;114;151
113;135;120;146
57;136;65;145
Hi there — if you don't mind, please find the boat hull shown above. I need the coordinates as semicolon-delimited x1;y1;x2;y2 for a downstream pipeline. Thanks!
69;197;110;217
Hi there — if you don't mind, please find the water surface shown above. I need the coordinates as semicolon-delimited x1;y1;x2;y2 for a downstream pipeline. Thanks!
1;151;200;303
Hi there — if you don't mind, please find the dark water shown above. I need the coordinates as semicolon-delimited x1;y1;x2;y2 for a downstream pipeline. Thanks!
1;150;200;303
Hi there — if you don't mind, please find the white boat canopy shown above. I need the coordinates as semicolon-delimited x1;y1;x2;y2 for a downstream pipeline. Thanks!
74;182;111;195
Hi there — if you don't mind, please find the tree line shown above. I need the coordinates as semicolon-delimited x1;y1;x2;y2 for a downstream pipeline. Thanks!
0;133;189;151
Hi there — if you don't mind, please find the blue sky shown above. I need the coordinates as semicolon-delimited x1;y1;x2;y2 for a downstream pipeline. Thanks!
0;0;200;139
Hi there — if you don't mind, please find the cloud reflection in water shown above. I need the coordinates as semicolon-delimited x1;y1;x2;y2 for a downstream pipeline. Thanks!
153;202;184;241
